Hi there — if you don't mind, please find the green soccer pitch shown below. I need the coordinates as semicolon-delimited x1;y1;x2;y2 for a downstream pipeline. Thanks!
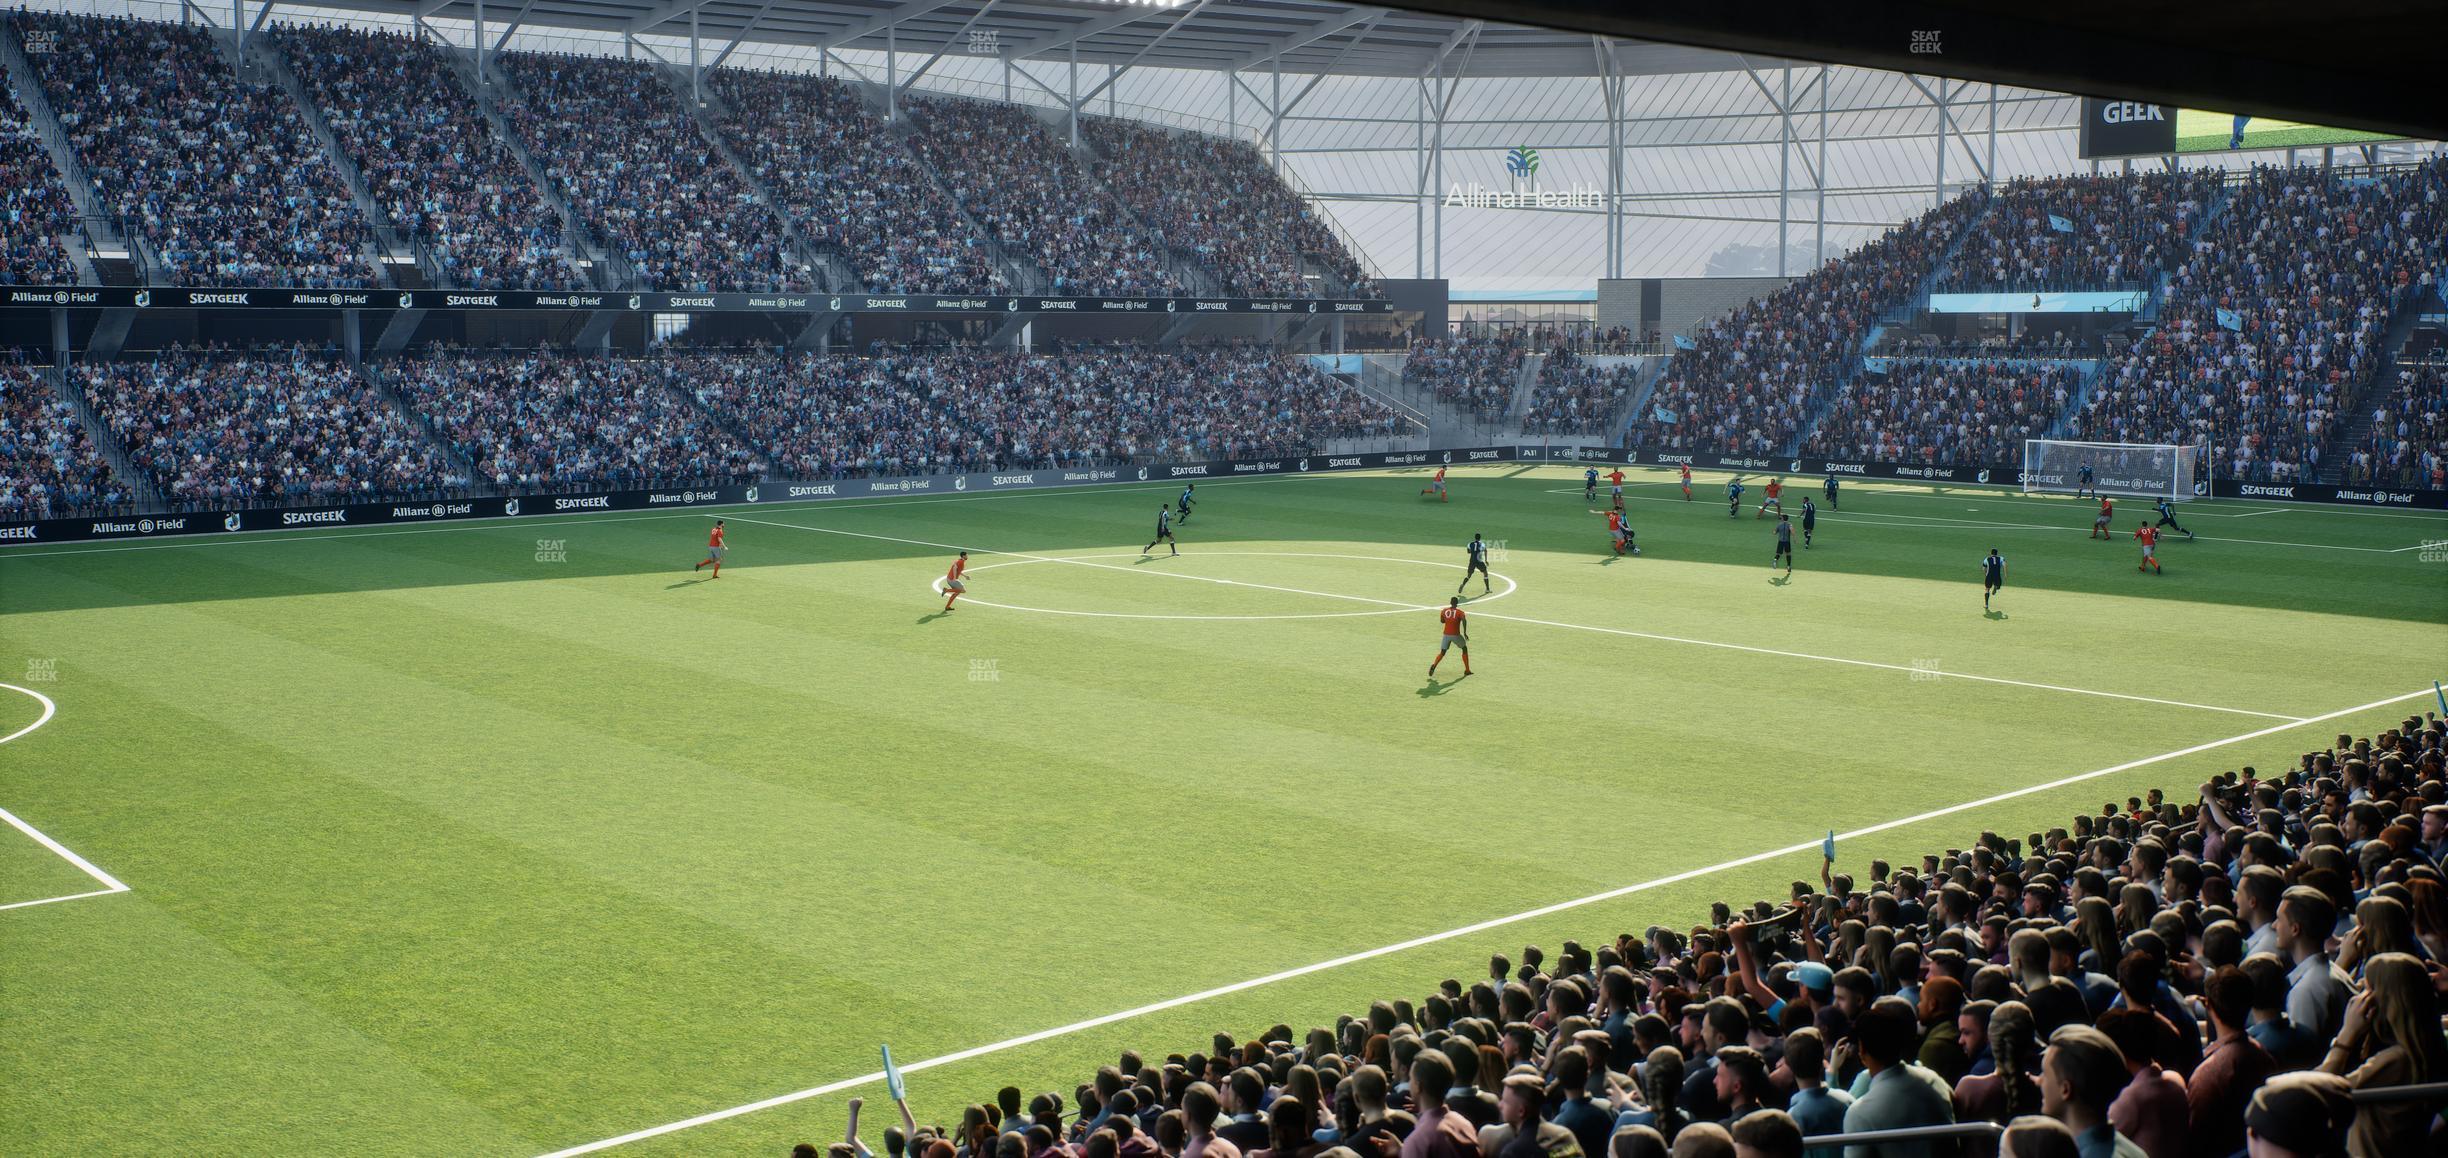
2;464;2443;1156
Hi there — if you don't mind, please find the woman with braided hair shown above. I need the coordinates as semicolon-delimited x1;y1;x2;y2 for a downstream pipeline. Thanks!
1952;1002;2041;1158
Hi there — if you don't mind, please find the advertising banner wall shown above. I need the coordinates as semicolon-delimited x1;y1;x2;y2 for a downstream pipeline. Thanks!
3;444;2435;547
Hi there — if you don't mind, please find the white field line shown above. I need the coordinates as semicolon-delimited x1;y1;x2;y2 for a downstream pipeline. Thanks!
0;471;1379;561
0;682;131;911
728;514;2305;723
930;551;1518;621
1541;488;2422;554
537;685;2437;1157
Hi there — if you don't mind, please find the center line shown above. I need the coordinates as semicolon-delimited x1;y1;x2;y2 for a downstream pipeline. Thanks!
720;515;2304;721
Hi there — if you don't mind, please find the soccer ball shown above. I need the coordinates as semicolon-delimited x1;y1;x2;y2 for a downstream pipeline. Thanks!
1632;546;1642;556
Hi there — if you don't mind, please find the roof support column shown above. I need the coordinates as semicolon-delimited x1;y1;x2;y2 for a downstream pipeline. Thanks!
1414;78;1425;279
1270;59;1282;174
1432;72;1443;280
1987;82;1998;184
1068;42;1078;147
476;0;488;83
689;3;701;107
1779;66;1791;277
1817;66;1828;266
1932;77;1946;206
232;0;243;76
888;24;897;122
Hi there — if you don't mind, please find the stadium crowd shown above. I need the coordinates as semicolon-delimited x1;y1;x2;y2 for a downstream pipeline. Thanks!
800;713;2448;1158
1941;171;2222;293
1084;118;1378;299
1405;335;1527;423
78;344;461;504
277;25;572;290
499;52;805;293
709;68;1004;296
1802;359;2081;468
2068;160;2448;483
1520;350;1637;435
901;96;1180;298
20;12;375;288
392;349;761;490
1630;191;1990;456
0;361;124;517
681;346;1403;477
2343;363;2448;490
0;73;77;286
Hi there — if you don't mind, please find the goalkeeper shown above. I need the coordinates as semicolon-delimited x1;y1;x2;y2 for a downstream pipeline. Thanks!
2153;498;2195;540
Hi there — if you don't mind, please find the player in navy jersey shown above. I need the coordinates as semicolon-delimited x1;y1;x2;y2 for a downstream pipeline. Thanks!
1459;534;1494;595
1143;506;1178;556
1982;548;2005;610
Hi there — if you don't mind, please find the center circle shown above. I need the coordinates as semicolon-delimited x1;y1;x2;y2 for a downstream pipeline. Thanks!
931;551;1516;621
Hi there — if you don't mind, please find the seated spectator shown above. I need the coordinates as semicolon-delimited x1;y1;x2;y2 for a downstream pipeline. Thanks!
499;52;806;293
2315;952;2445;1156
80;344;459;504
0;362;127;517
22;12;377;287
0;80;78;285
277;24;572;290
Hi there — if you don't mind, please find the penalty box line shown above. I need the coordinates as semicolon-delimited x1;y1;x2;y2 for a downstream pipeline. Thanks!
535;686;2437;1157
721;514;2306;723
0;683;132;913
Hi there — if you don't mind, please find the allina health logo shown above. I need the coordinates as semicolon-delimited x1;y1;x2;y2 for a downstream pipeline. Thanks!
1448;145;1599;209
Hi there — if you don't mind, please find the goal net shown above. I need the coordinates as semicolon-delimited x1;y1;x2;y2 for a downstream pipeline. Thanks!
2022;439;2204;501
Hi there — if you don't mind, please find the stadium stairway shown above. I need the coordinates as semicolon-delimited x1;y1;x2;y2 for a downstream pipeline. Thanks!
2042;358;2111;438
658;63;855;295
255;34;428;292
356;360;489;494
1066;120;1226;297
1508;353;1546;419
2315;284;2436;484
1611;354;1671;445
38;362;163;509
1;21;148;286
1789;189;1998;454
1364;353;1514;445
867;86;1048;295
445;48;638;294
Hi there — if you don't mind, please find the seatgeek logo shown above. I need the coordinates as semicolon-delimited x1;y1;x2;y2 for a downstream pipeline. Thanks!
282;509;348;525
2240;484;2295;498
554;496;612;511
789;484;839;498
0;524;37;540
1168;465;1210;478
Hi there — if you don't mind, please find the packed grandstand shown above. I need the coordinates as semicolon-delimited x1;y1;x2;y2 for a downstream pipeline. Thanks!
1;12;2445;521
810;717;2448;1158
0;3;2443;1156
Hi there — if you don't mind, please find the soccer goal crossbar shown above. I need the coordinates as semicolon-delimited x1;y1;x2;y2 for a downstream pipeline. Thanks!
2022;440;2205;501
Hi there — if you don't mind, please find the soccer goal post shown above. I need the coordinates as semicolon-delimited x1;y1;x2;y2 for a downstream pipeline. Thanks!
2022;439;2205;501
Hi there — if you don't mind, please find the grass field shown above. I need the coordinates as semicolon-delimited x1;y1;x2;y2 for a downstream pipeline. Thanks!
2;463;2443;1156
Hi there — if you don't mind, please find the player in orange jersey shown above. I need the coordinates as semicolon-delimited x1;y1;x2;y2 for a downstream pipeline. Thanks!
942;550;969;610
1756;476;1784;519
2091;497;2115;539
1607;468;1627;510
1591;507;1637;556
1421;465;1448;501
2134;522;2162;573
1679;462;1693;501
693;519;728;577
1430;596;1472;678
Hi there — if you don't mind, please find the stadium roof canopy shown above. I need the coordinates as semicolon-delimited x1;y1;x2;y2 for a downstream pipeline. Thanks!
268;0;2443;141
136;0;2438;289
329;0;1759;80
